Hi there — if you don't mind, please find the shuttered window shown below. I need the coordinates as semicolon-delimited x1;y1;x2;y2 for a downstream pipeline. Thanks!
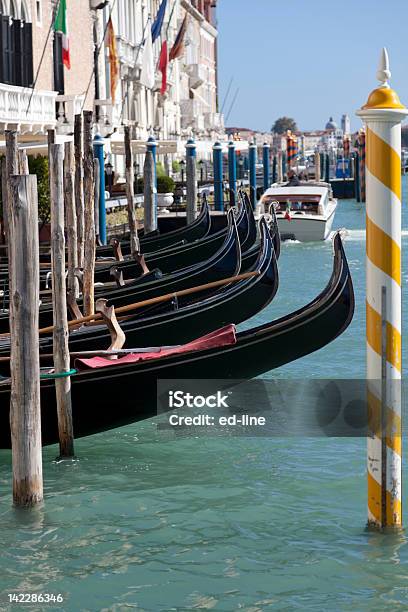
0;12;33;87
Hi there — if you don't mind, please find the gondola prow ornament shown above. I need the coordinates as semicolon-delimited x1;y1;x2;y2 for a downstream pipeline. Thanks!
356;48;407;531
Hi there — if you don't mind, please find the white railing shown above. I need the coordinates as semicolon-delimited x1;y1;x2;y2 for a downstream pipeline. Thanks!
94;99;122;135
0;83;57;132
56;94;85;134
204;112;224;131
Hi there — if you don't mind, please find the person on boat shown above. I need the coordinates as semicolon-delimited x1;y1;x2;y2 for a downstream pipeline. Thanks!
287;169;301;186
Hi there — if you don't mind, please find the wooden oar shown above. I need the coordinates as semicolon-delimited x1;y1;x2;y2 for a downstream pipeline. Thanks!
0;271;259;339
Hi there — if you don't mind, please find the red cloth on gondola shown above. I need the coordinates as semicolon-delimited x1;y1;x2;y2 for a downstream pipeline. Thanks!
75;325;237;370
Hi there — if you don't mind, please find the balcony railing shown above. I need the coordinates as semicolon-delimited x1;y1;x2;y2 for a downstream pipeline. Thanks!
204;111;224;131
56;94;85;134
0;83;57;133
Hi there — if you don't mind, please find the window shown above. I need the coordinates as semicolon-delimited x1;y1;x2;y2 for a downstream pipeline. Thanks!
0;1;33;87
35;0;41;25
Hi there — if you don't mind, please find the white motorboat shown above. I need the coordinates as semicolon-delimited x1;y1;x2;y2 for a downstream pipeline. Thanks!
257;182;338;242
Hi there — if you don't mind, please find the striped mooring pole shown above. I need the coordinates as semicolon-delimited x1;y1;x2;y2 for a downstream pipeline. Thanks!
213;141;224;211
228;139;237;206
249;140;257;208
147;135;158;227
263;142;270;191
356;48;407;530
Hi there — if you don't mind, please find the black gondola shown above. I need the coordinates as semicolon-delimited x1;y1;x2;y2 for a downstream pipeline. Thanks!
103;195;211;255
0;217;278;361
0;209;244;332
0;234;354;448
92;193;253;283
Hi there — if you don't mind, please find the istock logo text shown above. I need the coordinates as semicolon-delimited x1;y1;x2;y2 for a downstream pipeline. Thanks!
168;391;230;409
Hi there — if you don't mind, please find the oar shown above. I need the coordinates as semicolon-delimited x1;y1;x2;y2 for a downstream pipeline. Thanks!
0;271;259;339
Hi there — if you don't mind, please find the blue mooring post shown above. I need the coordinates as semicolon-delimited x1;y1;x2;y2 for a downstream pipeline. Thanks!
147;135;157;226
228;139;237;206
325;153;330;183
93;134;106;245
262;142;270;191
249;141;257;208
272;155;277;184
213;141;223;211
282;151;287;180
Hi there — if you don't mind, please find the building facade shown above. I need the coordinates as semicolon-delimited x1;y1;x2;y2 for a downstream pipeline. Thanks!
0;0;224;165
0;0;95;136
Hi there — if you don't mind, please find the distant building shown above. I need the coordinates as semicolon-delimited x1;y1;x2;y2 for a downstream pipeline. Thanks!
341;114;351;135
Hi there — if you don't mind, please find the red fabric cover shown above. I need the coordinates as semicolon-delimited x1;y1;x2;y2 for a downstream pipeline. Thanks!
75;325;237;370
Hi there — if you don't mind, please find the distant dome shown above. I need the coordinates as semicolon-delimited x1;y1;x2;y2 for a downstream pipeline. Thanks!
325;116;337;130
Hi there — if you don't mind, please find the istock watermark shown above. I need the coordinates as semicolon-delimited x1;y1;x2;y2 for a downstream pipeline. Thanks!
156;379;407;438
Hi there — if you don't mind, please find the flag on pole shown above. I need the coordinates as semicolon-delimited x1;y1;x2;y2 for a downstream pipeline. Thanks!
105;18;119;102
158;41;168;95
151;0;168;43
54;0;70;69
169;14;188;61
140;29;155;89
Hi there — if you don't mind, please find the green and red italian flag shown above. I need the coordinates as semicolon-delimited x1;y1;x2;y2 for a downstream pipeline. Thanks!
54;0;70;69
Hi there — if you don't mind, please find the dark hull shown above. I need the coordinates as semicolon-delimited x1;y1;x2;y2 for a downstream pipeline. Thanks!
92;199;252;282
0;234;354;448
0;217;277;360
99;197;211;256
0;211;242;332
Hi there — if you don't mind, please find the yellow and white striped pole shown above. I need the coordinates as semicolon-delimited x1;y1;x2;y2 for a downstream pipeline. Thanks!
356;48;407;530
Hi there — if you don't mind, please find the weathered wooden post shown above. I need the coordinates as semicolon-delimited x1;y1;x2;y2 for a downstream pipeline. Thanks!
64;142;79;300
50;144;75;458
356;48;407;530
249;140;257;208
74;114;85;268
82;110;95;317
1;157;7;243
18;149;29;175
262;142;270;191
4;131;18;244
186;138;198;222
213;141;223;211
277;151;283;183
144;150;156;233
314;150;321;182
93;133;106;245
9;174;43;506
124;126;140;255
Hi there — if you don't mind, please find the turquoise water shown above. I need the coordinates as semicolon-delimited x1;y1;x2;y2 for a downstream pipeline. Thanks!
1;182;408;611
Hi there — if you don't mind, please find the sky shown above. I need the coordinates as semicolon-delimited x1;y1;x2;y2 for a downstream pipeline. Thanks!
217;0;408;133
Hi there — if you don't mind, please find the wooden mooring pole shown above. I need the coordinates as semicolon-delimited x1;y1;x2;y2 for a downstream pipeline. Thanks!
50;144;75;459
124;126;140;256
82;110;95;317
64;141;79;300
74;114;85;268
357;48;407;530
9;174;43;506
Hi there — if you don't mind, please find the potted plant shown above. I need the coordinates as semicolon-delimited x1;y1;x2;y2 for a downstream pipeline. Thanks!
156;175;175;210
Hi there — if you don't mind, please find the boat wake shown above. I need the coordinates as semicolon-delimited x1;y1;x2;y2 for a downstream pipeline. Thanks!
341;228;408;241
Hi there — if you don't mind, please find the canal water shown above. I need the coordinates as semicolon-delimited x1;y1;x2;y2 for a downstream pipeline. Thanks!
1;181;408;611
